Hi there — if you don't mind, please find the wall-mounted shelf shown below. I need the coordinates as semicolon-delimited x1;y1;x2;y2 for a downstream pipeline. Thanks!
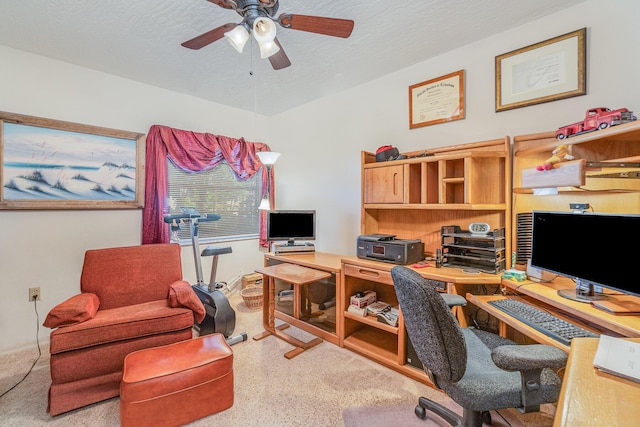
514;120;640;157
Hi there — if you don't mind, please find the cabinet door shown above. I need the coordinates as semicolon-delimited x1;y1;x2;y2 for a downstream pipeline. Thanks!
364;165;404;203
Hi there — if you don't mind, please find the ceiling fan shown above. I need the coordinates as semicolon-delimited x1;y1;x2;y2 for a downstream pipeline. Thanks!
181;0;355;70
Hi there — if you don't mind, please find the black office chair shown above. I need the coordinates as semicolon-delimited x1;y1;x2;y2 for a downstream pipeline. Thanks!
391;266;567;427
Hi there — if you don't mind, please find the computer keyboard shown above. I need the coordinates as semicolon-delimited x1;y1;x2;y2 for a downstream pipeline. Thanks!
488;298;598;346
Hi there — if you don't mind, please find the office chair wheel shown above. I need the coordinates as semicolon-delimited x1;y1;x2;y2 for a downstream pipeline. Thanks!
415;404;427;420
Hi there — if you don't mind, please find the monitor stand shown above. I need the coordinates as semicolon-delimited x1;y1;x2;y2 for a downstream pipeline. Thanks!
557;279;608;303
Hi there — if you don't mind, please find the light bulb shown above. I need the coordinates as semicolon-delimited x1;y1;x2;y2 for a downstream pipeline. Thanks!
224;25;250;53
258;40;280;58
252;17;277;43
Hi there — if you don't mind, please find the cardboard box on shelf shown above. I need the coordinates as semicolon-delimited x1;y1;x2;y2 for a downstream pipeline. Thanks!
242;273;263;289
349;290;377;308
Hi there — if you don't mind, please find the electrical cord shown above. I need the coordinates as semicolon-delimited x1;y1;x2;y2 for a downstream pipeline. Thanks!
0;298;42;399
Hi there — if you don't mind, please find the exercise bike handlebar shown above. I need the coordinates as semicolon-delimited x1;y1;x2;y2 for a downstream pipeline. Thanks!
163;212;221;223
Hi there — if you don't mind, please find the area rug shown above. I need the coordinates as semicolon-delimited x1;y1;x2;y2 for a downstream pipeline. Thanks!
342;401;556;427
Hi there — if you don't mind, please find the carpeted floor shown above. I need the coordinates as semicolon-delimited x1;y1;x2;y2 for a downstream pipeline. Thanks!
0;291;556;426
342;403;555;427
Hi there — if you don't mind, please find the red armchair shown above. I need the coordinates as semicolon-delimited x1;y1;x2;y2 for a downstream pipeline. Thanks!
44;244;204;416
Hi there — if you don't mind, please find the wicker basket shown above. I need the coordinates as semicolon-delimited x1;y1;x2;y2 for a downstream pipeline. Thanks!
241;286;263;310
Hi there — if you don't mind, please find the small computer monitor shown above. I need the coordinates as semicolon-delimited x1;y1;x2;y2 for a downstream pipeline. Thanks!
266;210;316;245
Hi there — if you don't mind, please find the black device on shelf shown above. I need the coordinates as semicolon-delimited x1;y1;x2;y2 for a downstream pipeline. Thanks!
530;210;640;302
356;234;424;265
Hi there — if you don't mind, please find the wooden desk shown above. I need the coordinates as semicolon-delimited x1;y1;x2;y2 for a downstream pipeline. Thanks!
253;262;331;359
501;278;640;338
554;338;640;427
467;293;575;352
467;278;640;351
341;255;503;329
265;252;344;346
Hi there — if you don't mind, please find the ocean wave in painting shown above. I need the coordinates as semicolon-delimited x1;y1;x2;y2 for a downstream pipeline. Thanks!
3;162;136;201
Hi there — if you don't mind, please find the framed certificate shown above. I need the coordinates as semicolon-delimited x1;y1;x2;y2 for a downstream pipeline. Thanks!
495;28;586;112
409;70;465;129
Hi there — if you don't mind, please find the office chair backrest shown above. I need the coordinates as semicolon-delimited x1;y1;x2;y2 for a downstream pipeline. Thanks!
392;266;467;385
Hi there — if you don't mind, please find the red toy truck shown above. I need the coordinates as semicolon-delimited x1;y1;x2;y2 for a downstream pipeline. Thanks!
555;107;636;140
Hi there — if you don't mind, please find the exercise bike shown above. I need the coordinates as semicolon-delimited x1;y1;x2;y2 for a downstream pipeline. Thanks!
164;207;247;346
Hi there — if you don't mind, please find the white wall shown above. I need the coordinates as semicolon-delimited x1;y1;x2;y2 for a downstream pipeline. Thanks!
269;0;640;254
2;0;639;353
0;47;270;353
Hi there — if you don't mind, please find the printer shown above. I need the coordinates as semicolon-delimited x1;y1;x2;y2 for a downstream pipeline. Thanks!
356;234;424;265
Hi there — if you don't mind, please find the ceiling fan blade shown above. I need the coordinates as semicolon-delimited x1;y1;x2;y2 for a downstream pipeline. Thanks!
268;38;291;70
181;23;237;50
207;0;234;10
277;14;354;38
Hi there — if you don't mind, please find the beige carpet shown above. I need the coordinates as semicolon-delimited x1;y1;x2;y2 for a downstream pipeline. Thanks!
343;402;555;427
0;291;556;426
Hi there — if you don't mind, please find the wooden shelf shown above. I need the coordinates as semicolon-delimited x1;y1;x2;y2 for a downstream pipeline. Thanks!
348;138;511;387
343;328;398;363
511;123;640;267
364;203;508;210
343;311;398;334
514;120;640;157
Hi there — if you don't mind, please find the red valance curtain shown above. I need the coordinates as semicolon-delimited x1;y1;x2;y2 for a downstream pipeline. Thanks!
141;124;273;246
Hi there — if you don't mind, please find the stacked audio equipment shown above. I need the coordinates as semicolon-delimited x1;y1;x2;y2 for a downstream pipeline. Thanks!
440;225;506;273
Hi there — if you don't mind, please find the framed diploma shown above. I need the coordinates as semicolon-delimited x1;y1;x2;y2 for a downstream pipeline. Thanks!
409;70;465;129
495;28;586;112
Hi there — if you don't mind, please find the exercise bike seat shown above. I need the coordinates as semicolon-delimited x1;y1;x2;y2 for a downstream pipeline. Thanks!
201;245;232;257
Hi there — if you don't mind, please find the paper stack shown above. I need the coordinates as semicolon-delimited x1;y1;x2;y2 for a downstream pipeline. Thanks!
593;335;640;383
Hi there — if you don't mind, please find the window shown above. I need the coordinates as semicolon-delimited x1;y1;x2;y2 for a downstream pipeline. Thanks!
167;160;263;243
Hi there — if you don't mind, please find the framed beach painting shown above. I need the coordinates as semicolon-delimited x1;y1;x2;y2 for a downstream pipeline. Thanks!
0;112;145;210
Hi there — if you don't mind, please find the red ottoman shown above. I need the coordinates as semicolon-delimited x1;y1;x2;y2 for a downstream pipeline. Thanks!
120;334;234;427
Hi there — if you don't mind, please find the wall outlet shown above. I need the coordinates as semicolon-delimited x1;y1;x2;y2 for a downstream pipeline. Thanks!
29;287;41;301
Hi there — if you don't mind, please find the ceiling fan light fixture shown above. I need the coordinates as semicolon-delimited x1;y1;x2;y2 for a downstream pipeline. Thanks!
252;16;277;43
224;24;250;53
258;40;280;58
181;1;355;70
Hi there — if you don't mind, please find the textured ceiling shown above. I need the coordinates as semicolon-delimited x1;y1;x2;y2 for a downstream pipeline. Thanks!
0;0;586;116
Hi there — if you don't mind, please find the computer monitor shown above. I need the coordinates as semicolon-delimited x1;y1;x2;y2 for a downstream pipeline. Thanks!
266;210;316;245
530;210;640;302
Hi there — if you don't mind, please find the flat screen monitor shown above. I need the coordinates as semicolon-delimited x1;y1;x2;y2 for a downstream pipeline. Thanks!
530;210;640;302
266;210;316;245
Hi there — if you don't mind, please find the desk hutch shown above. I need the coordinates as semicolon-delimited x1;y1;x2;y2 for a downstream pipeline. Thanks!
259;125;640;400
